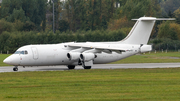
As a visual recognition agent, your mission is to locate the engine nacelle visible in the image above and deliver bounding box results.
[80,53,95,62]
[67,52,80,61]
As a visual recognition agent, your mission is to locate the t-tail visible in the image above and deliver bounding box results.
[120,17,175,45]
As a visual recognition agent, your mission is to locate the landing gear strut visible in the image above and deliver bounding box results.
[13,66,18,71]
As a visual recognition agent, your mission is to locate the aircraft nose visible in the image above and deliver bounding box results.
[3,57,11,64]
[3,55,20,65]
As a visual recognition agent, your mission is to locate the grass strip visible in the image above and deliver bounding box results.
[112,52,180,64]
[0,54,11,66]
[0,68,180,101]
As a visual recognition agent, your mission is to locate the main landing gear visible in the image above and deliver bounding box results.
[82,64,91,69]
[67,59,92,70]
[67,65,91,70]
[67,65,75,69]
[13,66,18,71]
[83,66,91,69]
[82,61,91,69]
[67,62,92,70]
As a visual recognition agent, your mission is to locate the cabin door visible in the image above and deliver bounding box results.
[31,47,39,60]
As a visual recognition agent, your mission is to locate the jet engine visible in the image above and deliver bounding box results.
[67,52,80,60]
[80,53,95,62]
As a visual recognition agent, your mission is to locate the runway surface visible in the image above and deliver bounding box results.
[1,63,180,73]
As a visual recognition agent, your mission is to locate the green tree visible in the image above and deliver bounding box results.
[0,19,15,34]
[174,7,180,24]
[58,20,69,32]
[23,21,36,31]
[1,0,47,31]
[64,0,115,31]
[158,21,178,40]
[7,8,28,23]
[1,0,23,19]
[160,0,180,17]
[47,0,62,32]
[117,0,162,20]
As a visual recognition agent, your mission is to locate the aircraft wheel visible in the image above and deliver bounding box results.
[67,65,75,69]
[13,67,18,71]
[84,66,91,69]
[82,62,91,69]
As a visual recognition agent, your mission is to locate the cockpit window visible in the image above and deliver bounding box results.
[14,51,21,54]
[14,50,28,55]
[20,51,25,54]
[25,51,28,54]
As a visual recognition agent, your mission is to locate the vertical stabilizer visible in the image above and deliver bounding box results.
[120,17,175,45]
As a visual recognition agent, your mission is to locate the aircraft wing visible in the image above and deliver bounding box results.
[67,43,126,53]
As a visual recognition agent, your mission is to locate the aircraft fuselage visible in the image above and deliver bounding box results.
[4,42,147,67]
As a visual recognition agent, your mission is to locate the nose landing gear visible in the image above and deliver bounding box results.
[13,66,18,71]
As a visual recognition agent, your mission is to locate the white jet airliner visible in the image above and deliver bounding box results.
[3,17,175,71]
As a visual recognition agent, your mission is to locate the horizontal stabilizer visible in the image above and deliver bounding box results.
[156,18,176,20]
[132,17,175,21]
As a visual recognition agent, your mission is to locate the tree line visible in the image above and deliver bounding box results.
[0,0,47,31]
[0,30,125,53]
[0,0,180,53]
[0,0,180,32]
[0,0,168,33]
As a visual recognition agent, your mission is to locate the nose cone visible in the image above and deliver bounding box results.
[3,55,20,65]
[3,57,11,64]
